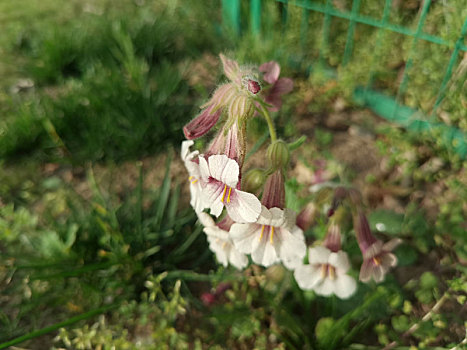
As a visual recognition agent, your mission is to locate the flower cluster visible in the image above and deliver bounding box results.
[181,54,400,301]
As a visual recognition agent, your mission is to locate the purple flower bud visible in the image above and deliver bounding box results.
[324,222,342,252]
[183,104,222,140]
[247,79,261,94]
[296,202,317,231]
[261,170,285,209]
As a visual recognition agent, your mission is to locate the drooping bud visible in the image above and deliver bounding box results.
[266,140,290,171]
[296,202,317,231]
[261,170,285,209]
[183,104,222,140]
[324,222,342,252]
[243,168,266,193]
[353,211,378,253]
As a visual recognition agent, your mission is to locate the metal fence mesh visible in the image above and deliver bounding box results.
[222,0,467,159]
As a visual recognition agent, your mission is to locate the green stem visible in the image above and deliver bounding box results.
[258,103,277,142]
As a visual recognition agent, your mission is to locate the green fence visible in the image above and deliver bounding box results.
[222,0,467,159]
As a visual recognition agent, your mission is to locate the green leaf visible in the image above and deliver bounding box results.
[368,210,403,236]
[391,315,410,332]
[395,243,418,266]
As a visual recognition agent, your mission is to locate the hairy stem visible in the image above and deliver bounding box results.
[258,103,277,143]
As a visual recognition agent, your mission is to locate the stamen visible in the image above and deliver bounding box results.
[329,266,336,280]
[259,225,265,241]
[188,176,193,181]
[227,187,232,203]
[270,226,275,244]
[321,264,327,279]
[221,185,228,202]
[373,257,380,266]
[191,179,198,184]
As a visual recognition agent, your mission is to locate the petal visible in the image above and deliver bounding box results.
[383,238,402,252]
[190,182,206,213]
[208,155,239,188]
[272,77,293,94]
[183,105,221,140]
[363,240,384,260]
[268,207,287,227]
[198,212,215,228]
[372,264,385,283]
[308,246,332,265]
[228,247,249,270]
[202,183,225,217]
[359,260,373,283]
[381,252,397,268]
[313,278,335,296]
[256,206,273,225]
[328,251,351,273]
[220,54,241,83]
[277,226,306,269]
[251,240,280,267]
[204,226,230,241]
[198,156,211,181]
[181,140,194,161]
[185,160,200,177]
[294,265,323,290]
[334,274,357,299]
[226,189,262,223]
[259,61,280,84]
[282,208,297,230]
[207,237,229,267]
[230,223,262,254]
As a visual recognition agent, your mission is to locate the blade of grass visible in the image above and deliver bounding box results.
[0,303,119,349]
[155,153,172,229]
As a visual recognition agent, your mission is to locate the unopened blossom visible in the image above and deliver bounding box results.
[181,140,205,213]
[205,120,246,167]
[198,212,248,270]
[296,202,317,231]
[230,171,306,269]
[354,212,401,283]
[259,61,293,111]
[198,154,262,223]
[294,246,356,299]
[183,55,258,140]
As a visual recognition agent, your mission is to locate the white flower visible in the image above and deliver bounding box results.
[198,212,248,270]
[230,206,306,269]
[294,246,356,299]
[198,154,261,223]
[181,140,205,213]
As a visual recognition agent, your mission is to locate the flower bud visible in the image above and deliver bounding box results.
[267,140,290,171]
[296,202,317,231]
[243,168,266,193]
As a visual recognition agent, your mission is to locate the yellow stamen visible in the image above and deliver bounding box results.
[191,179,198,184]
[221,185,228,202]
[188,176,193,181]
[270,226,275,244]
[227,187,232,203]
[321,264,327,279]
[329,266,336,280]
[259,225,265,241]
[373,257,380,266]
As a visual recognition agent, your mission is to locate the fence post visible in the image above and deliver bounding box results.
[222,0,241,36]
[250,0,262,36]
